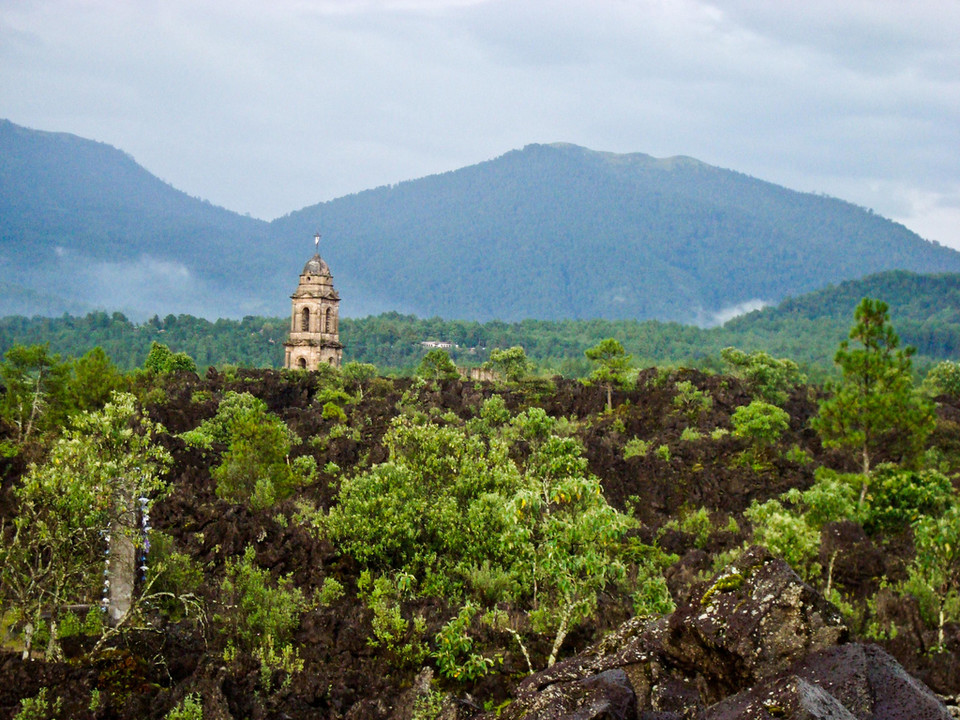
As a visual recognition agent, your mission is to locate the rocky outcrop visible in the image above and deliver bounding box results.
[494,547,952,720]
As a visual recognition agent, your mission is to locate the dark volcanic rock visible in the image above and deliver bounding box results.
[662,546,848,701]
[500,669,637,720]
[495,547,951,720]
[707,643,953,720]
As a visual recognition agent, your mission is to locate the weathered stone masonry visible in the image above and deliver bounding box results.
[283,252,343,370]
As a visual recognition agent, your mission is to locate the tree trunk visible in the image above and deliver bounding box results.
[939,607,945,650]
[107,478,137,627]
[547,605,572,668]
[858,445,871,507]
[21,622,33,661]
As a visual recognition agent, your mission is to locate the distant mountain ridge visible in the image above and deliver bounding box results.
[2,119,958,322]
[0,119,276,318]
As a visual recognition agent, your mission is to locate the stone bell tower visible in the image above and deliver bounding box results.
[284,233,343,370]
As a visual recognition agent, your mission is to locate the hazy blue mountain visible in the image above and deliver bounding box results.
[3,119,959,322]
[276,143,960,323]
[0,119,279,319]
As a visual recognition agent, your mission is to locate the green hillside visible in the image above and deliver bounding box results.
[1,271,956,379]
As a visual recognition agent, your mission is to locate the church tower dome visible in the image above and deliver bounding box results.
[284,233,343,370]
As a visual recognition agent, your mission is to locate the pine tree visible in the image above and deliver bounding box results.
[812,298,934,503]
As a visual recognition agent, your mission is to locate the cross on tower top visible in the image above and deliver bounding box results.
[314,232,321,252]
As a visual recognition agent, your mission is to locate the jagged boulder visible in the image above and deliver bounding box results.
[494,547,951,720]
[708,643,952,720]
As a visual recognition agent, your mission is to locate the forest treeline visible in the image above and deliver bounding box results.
[1,270,958,378]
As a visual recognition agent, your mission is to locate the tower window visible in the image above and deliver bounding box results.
[325,308,333,333]
[301,307,310,332]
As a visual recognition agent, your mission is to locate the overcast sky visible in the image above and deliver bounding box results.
[3,0,960,252]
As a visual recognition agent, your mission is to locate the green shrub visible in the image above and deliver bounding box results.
[623,437,649,459]
[672,380,713,422]
[781,468,859,530]
[785,444,812,465]
[165,694,203,720]
[417,349,459,382]
[680,507,712,548]
[322,401,348,422]
[319,577,345,605]
[922,360,960,399]
[862,464,955,534]
[217,546,307,686]
[732,401,790,453]
[13,688,61,720]
[680,427,702,442]
[144,342,197,375]
[184,392,315,510]
[57,611,81,639]
[744,499,821,580]
[360,573,428,667]
[721,347,805,405]
[655,444,671,462]
[433,603,498,681]
[631,573,675,617]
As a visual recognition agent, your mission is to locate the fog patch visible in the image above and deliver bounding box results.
[82,256,197,312]
[690,298,768,327]
[712,298,768,326]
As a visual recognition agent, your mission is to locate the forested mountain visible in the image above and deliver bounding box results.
[2,270,956,378]
[0,120,278,318]
[3,119,959,322]
[278,143,960,322]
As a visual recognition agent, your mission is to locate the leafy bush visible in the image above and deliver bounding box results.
[732,401,790,450]
[623,437,649,459]
[217,546,308,685]
[326,416,520,589]
[146,532,205,620]
[183,392,315,510]
[862,464,954,534]
[328,405,635,670]
[903,505,960,648]
[417,349,459,382]
[144,341,197,374]
[744,499,821,580]
[485,346,532,382]
[922,360,960,399]
[433,603,498,681]
[164,694,203,720]
[322,401,347,422]
[319,577,345,605]
[721,347,805,405]
[359,572,428,667]
[781,468,858,529]
[680,427,702,442]
[13,688,62,720]
[672,380,712,422]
